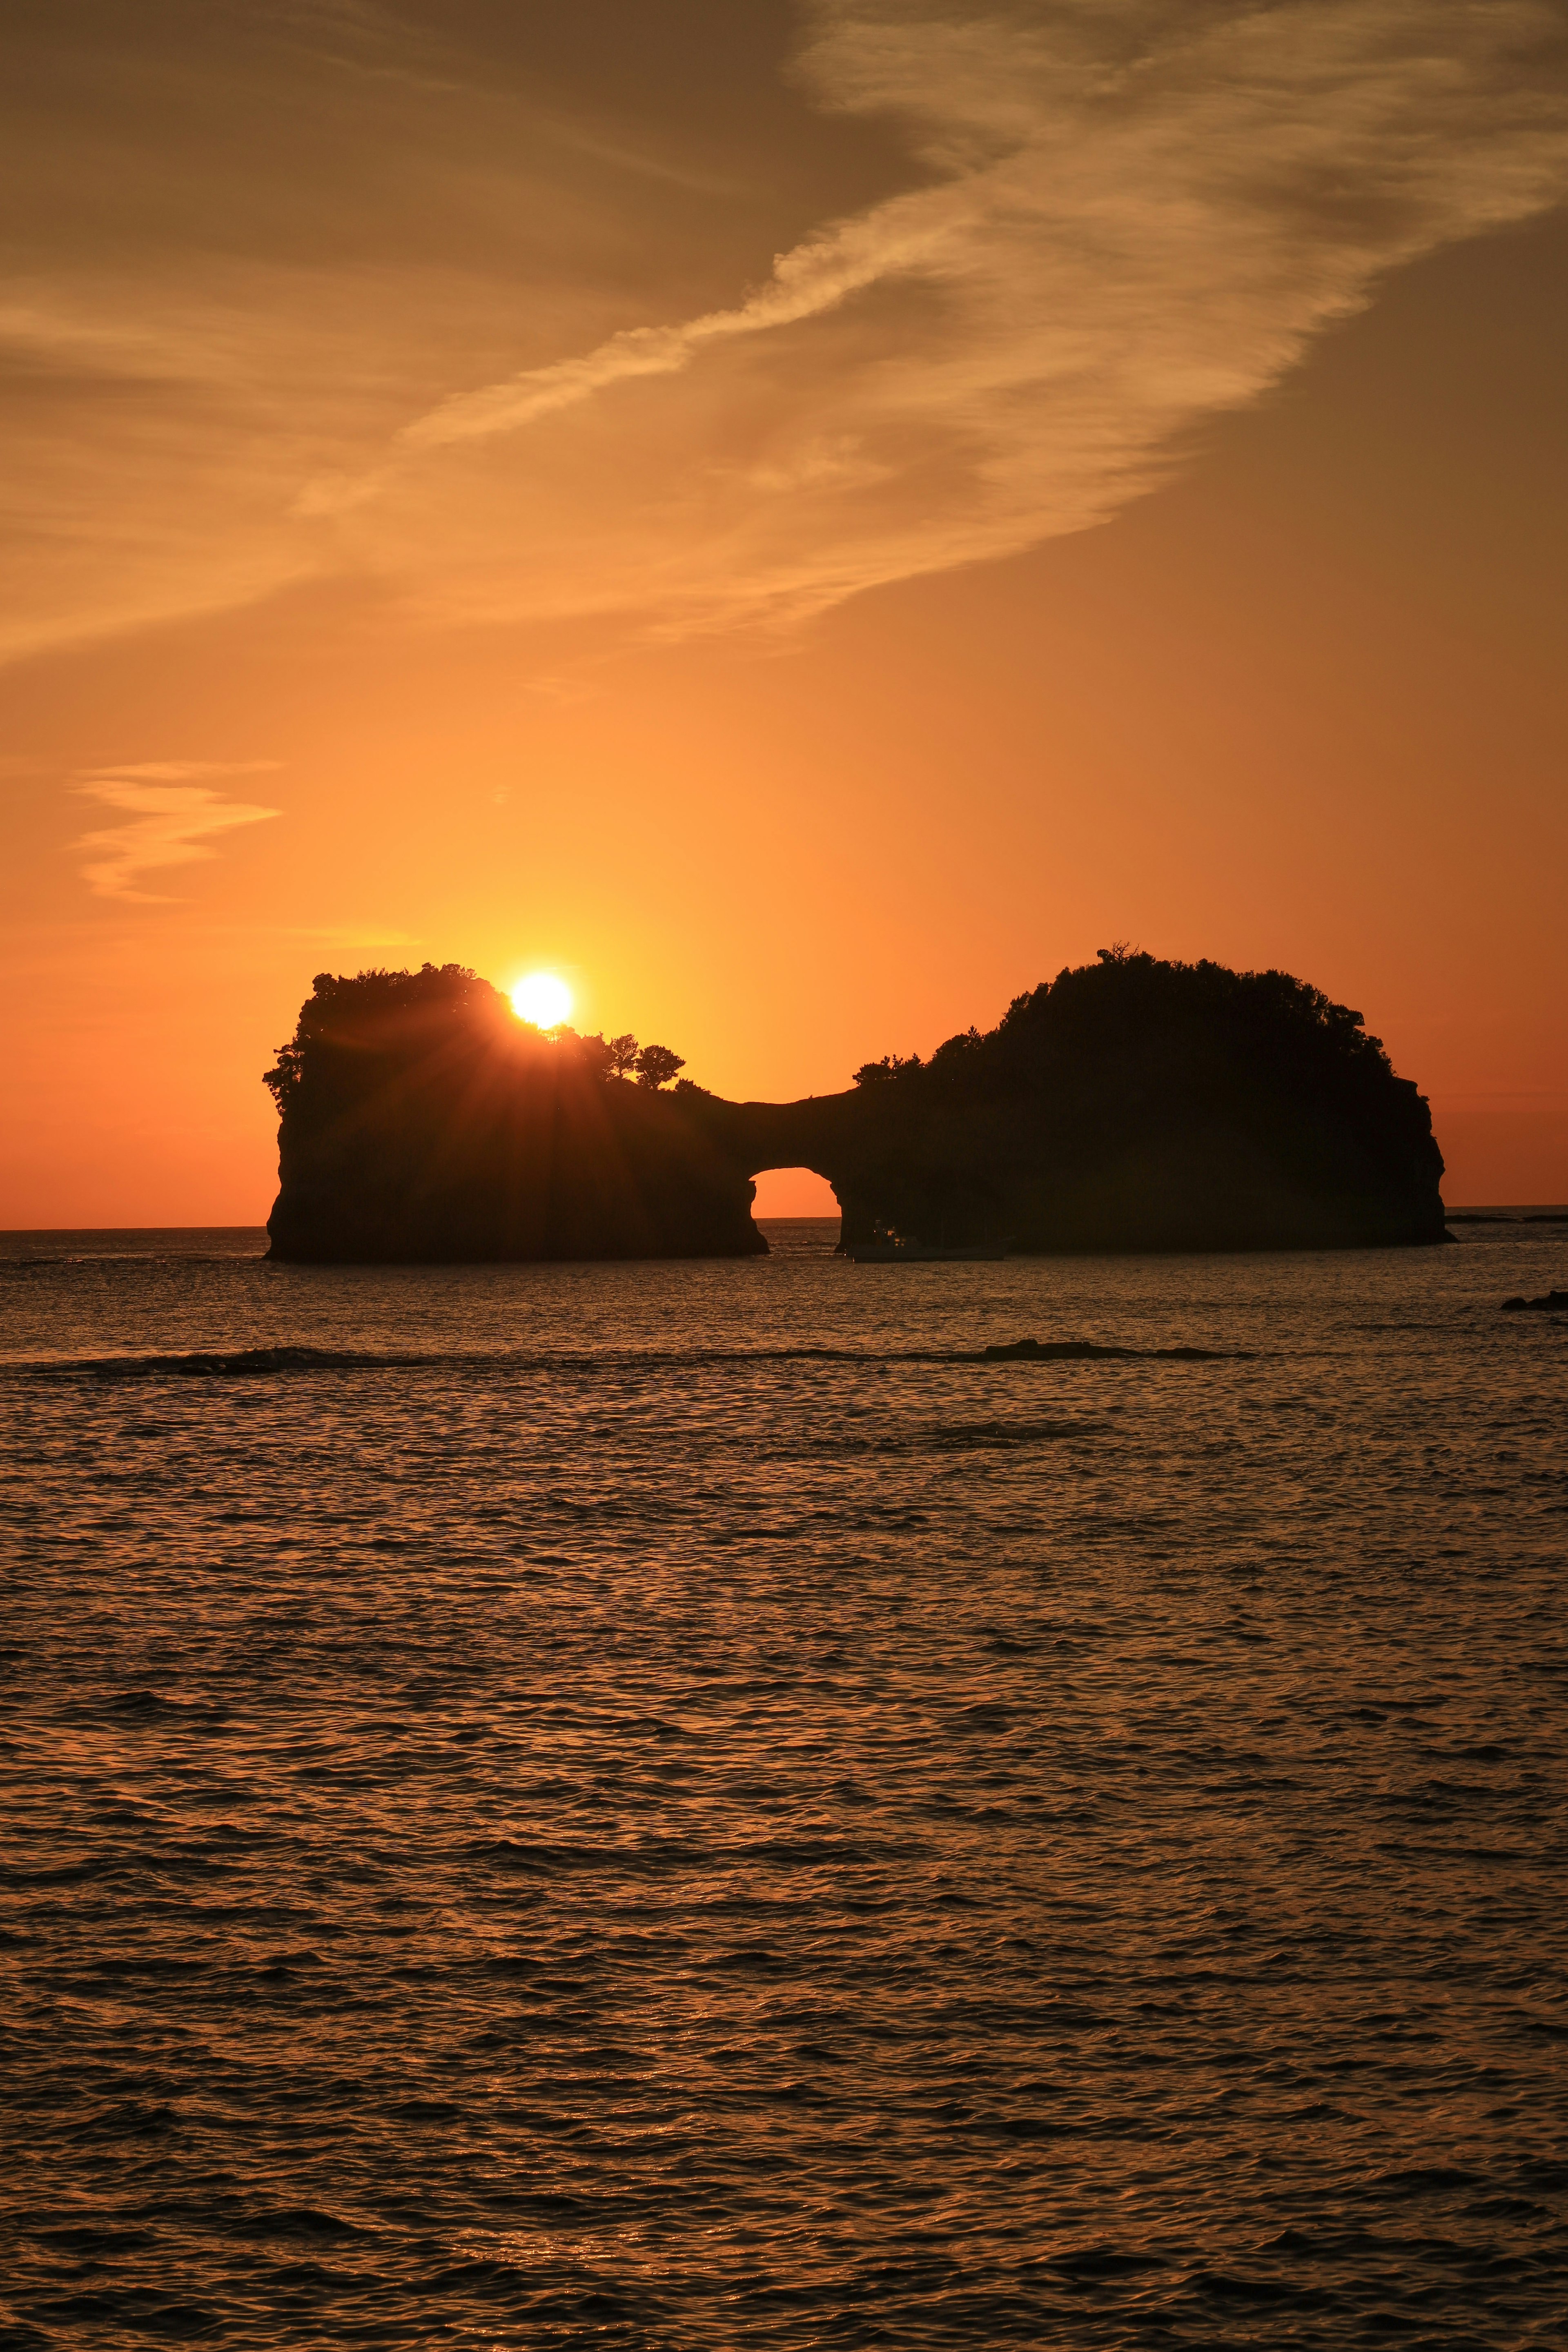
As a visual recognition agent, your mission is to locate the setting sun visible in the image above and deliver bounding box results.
[511,971,573,1030]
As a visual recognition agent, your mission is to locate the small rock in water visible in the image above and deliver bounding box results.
[1500,1289,1568,1313]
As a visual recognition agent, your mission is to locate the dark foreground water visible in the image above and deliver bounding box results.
[2,1216,1565,2350]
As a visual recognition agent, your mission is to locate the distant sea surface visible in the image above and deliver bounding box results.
[2,1216,1565,2349]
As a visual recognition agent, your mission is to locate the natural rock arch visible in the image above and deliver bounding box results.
[264,955,1448,1262]
[702,1096,867,1243]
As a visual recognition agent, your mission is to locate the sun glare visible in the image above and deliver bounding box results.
[511,971,573,1030]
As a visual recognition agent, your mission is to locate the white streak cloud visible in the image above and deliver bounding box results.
[8,2,1568,653]
[328,0,1568,631]
[399,209,956,452]
[74,764,281,902]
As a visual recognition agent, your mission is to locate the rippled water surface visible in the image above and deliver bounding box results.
[3,1218,1566,2348]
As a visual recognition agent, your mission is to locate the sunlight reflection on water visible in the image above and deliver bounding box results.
[2,1218,1565,2346]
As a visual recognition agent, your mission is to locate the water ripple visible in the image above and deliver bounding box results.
[2,1220,1564,2345]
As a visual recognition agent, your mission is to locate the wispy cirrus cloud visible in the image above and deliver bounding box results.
[396,209,950,454]
[8,2,1568,656]
[336,0,1568,630]
[74,763,281,902]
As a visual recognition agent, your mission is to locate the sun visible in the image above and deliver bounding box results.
[511,971,573,1030]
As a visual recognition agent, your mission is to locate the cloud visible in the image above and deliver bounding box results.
[399,209,948,454]
[318,0,1568,630]
[8,2,1568,655]
[74,764,281,902]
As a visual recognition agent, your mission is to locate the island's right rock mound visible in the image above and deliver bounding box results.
[820,949,1447,1251]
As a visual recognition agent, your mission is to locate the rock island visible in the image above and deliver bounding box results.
[264,949,1447,1261]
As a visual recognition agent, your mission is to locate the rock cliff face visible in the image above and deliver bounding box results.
[265,953,1448,1262]
[264,968,761,1264]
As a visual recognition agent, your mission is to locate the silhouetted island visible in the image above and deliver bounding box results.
[264,950,1447,1262]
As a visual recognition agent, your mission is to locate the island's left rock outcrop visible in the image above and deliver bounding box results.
[265,967,763,1263]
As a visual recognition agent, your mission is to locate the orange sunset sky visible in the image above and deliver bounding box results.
[4,0,1566,1225]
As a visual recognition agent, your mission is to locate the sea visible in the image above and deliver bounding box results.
[2,1214,1565,2350]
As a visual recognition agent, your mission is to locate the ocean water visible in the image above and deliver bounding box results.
[2,1215,1565,2350]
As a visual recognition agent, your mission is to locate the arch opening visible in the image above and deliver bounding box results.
[749,1165,842,1250]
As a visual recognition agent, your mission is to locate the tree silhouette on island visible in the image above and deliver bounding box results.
[264,950,1446,1262]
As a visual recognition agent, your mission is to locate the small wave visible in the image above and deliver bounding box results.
[8,1335,1246,1382]
[229,2208,370,2242]
[977,1337,1228,1361]
[0,1250,262,1270]
[869,1419,1104,1453]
